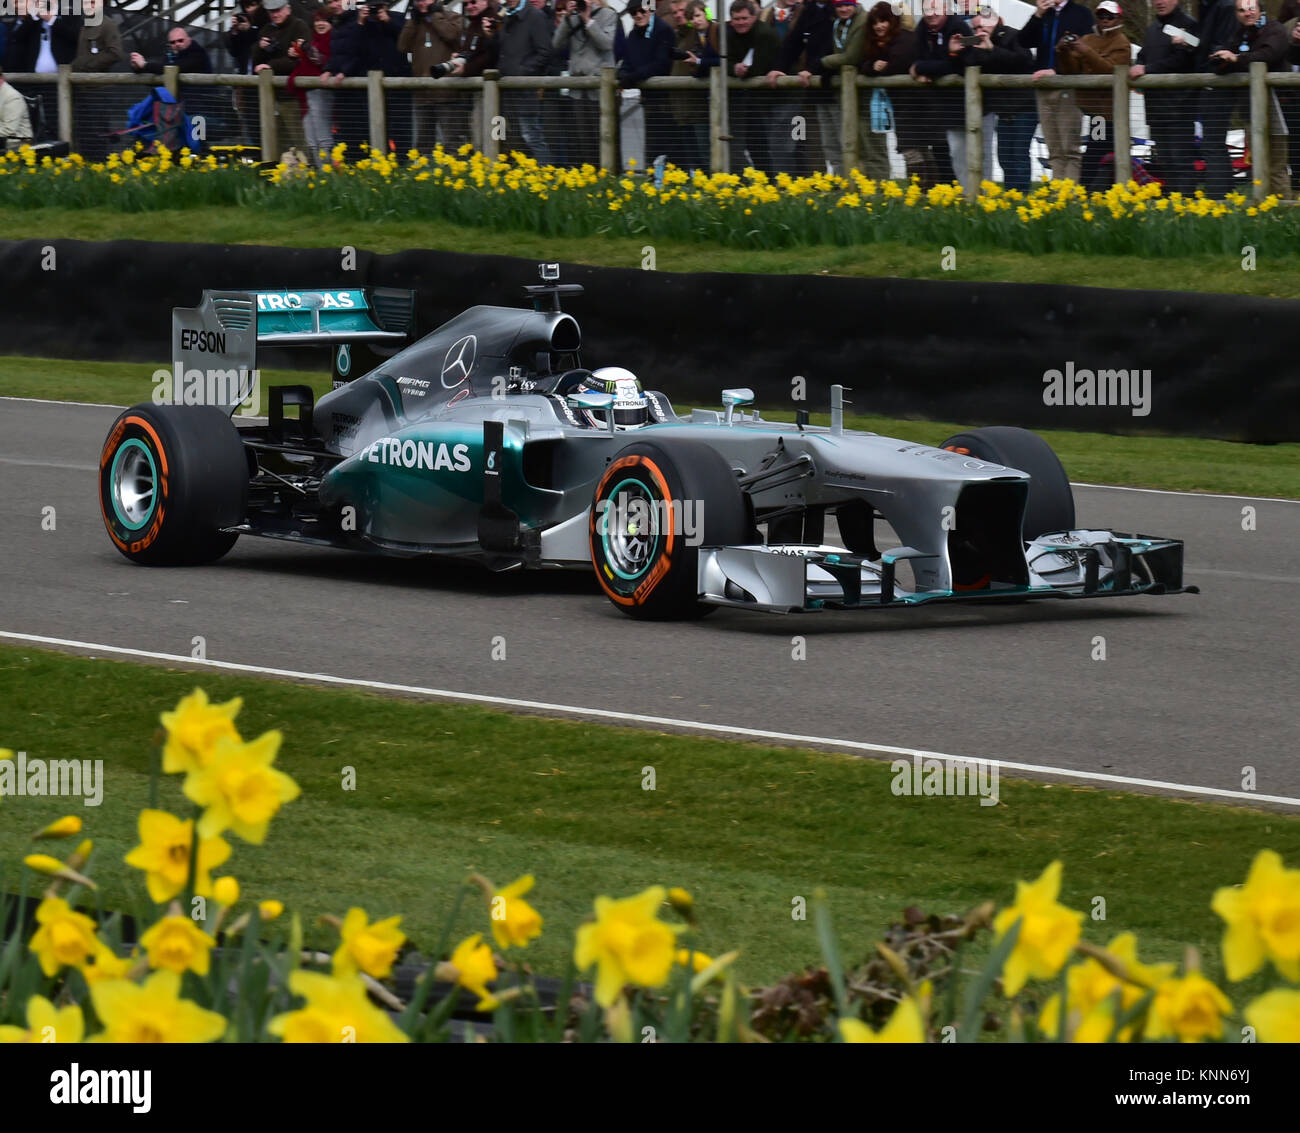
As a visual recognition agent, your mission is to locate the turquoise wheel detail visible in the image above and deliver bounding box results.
[109,438,158,531]
[599,476,661,581]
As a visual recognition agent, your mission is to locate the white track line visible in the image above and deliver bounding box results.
[1072,481,1299,505]
[0,395,126,410]
[0,457,97,471]
[2,629,1296,809]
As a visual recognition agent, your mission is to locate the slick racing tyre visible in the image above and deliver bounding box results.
[100,404,248,566]
[939,426,1075,540]
[590,440,748,620]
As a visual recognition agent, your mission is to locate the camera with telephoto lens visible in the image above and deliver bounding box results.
[430,57,460,77]
[954,34,981,47]
[1059,32,1078,45]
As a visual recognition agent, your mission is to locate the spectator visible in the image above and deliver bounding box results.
[820,1,870,175]
[1021,0,1094,183]
[963,8,1035,192]
[361,1,411,153]
[540,0,570,165]
[1129,0,1197,195]
[400,0,463,152]
[253,0,311,157]
[0,66,34,149]
[669,0,715,170]
[440,0,498,149]
[290,7,333,163]
[724,0,779,172]
[554,0,616,167]
[1195,0,1239,196]
[860,1,917,180]
[73,0,123,73]
[1056,0,1130,190]
[130,26,212,76]
[1281,0,1300,193]
[760,0,803,43]
[321,0,366,153]
[765,0,837,174]
[498,0,554,163]
[907,0,971,189]
[1209,0,1291,198]
[9,0,81,136]
[228,0,269,145]
[616,0,674,170]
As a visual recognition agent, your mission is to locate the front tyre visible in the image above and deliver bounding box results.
[99,404,248,566]
[589,440,748,620]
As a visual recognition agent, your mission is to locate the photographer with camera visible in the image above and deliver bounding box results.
[1020,0,1093,183]
[497,0,553,163]
[253,0,310,157]
[956,9,1034,192]
[400,0,463,152]
[287,7,334,164]
[130,26,212,76]
[1053,0,1129,191]
[902,0,972,188]
[553,0,615,165]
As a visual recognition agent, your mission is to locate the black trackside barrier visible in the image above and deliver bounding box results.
[0,238,1295,443]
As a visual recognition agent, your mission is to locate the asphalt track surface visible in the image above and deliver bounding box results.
[2,397,1297,806]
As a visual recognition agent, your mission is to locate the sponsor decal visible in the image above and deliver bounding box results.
[336,343,352,377]
[396,376,431,399]
[331,411,361,440]
[440,335,477,388]
[361,437,471,472]
[447,388,472,407]
[178,328,227,353]
[254,290,363,312]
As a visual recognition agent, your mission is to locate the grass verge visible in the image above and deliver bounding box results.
[0,643,1296,990]
[4,354,1297,498]
[2,207,1299,298]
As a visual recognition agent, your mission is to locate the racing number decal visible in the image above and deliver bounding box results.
[99,416,169,554]
[591,453,677,607]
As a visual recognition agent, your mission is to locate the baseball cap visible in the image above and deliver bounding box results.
[1095,1,1123,14]
[626,0,649,12]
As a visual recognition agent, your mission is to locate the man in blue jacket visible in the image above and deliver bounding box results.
[1021,0,1094,182]
[617,0,674,170]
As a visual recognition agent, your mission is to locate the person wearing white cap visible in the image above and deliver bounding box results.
[1054,0,1130,189]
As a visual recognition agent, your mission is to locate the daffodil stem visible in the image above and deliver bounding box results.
[148,740,160,811]
[182,807,200,909]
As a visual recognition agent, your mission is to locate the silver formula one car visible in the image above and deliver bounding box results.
[98,265,1196,619]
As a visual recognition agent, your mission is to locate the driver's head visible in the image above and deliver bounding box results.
[579,367,650,429]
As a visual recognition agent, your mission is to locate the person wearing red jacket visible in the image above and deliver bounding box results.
[290,8,333,164]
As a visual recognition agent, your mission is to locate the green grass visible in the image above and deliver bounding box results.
[4,354,1297,498]
[3,207,1299,298]
[0,644,1297,992]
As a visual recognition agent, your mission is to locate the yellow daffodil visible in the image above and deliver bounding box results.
[1039,933,1174,1041]
[1243,989,1300,1043]
[676,948,713,974]
[213,876,240,907]
[22,853,94,888]
[838,998,925,1043]
[259,899,285,921]
[1211,849,1300,981]
[124,809,231,902]
[0,996,85,1044]
[332,908,406,978]
[490,875,543,950]
[574,886,682,1007]
[28,896,100,976]
[33,815,82,839]
[448,933,499,1011]
[182,730,299,843]
[140,915,216,976]
[89,970,227,1043]
[79,942,135,985]
[992,861,1085,996]
[1146,972,1232,1043]
[159,688,242,774]
[667,887,694,918]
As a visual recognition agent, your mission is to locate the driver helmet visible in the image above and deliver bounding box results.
[577,366,650,430]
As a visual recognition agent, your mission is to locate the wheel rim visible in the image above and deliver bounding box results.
[600,478,660,581]
[110,439,158,531]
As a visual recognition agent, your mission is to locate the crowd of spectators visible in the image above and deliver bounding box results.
[2,0,1299,197]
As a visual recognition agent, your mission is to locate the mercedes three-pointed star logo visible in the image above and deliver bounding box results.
[440,334,477,388]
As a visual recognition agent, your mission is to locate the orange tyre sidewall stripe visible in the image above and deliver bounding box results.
[99,416,169,552]
[591,453,677,607]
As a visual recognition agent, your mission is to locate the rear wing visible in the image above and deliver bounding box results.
[168,288,416,415]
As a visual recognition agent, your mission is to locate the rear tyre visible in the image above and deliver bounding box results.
[99,404,248,566]
[589,440,748,620]
[939,426,1075,540]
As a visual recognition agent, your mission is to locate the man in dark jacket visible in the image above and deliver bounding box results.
[400,0,463,151]
[616,0,674,170]
[1021,0,1094,182]
[438,0,497,150]
[1208,0,1291,197]
[907,0,972,187]
[764,0,835,174]
[253,0,310,154]
[9,1,81,138]
[1195,0,1240,196]
[964,11,1035,191]
[1130,0,1197,194]
[727,0,779,173]
[496,0,551,163]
